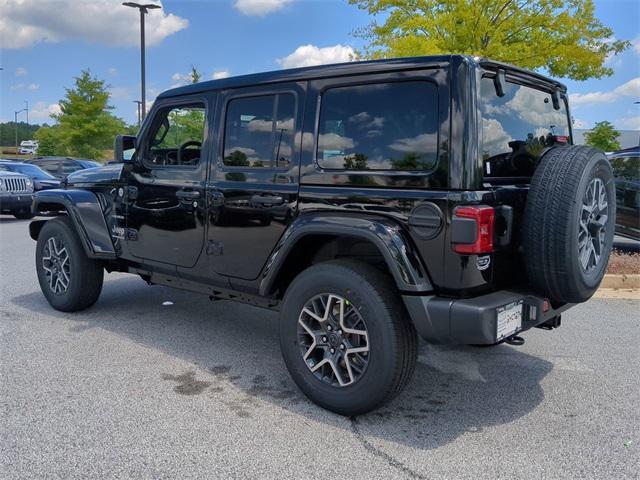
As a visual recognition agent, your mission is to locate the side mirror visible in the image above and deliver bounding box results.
[114,134,136,163]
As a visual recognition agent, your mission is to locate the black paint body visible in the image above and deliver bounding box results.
[31,55,574,343]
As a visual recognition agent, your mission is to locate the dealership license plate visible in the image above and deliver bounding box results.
[496,301,523,340]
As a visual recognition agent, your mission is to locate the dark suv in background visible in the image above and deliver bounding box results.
[608,147,639,241]
[28,55,616,415]
[25,156,101,179]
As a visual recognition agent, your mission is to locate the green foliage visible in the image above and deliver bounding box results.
[190,66,202,84]
[584,121,621,151]
[349,0,629,80]
[157,108,206,148]
[54,69,126,159]
[0,122,41,146]
[33,125,64,156]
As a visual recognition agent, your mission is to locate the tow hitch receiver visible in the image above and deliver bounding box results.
[505,335,525,346]
[536,315,562,331]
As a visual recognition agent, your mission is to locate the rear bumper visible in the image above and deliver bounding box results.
[0,194,34,212]
[403,289,574,345]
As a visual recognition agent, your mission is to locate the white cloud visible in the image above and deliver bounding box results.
[109,86,130,100]
[0,0,188,49]
[108,67,118,76]
[633,37,640,55]
[482,118,513,153]
[569,77,640,106]
[234,0,293,16]
[29,102,62,122]
[389,133,437,154]
[170,72,192,89]
[212,70,231,80]
[10,82,40,92]
[573,118,588,129]
[278,44,356,69]
[616,115,640,130]
[15,67,27,76]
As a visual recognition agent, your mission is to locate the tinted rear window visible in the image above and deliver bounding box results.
[480,77,570,173]
[317,81,439,171]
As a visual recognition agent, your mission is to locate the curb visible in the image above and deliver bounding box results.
[600,274,640,289]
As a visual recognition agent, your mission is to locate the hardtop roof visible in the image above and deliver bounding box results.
[157,54,567,99]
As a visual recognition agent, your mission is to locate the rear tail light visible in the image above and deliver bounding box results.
[452,206,495,254]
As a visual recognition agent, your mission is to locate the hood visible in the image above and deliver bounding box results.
[34,178,61,190]
[65,163,124,186]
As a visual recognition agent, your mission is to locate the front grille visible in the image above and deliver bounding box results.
[3,177,31,193]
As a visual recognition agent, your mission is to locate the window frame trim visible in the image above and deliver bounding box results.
[218,89,299,172]
[314,77,441,174]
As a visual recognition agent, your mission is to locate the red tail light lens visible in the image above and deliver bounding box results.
[452,206,495,254]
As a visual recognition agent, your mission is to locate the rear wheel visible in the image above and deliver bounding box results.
[35,216,104,312]
[279,259,417,416]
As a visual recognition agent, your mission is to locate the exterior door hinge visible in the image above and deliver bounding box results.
[206,240,224,256]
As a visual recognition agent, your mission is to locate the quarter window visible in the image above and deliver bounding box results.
[223,93,296,169]
[317,81,439,171]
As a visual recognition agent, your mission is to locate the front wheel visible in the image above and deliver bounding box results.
[35,216,104,312]
[279,260,418,416]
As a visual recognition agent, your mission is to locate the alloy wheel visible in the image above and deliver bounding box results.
[42,236,71,294]
[578,177,609,272]
[297,293,369,387]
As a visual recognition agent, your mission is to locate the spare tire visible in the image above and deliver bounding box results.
[523,145,616,304]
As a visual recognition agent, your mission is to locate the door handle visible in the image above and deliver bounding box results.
[251,195,284,206]
[176,189,201,200]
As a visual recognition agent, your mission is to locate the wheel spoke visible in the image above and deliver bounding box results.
[297,293,369,388]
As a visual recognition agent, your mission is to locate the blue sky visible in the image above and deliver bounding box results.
[1,0,639,131]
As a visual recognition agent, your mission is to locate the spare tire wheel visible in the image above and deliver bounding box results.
[523,145,616,304]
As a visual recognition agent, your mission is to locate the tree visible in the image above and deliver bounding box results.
[349,0,629,80]
[55,69,126,159]
[584,121,621,151]
[190,66,202,84]
[33,125,64,156]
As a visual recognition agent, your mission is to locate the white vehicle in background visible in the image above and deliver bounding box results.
[19,140,38,155]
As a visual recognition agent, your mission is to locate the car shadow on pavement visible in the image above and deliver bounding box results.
[11,274,553,451]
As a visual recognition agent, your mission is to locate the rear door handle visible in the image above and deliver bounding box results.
[176,189,201,200]
[251,195,283,206]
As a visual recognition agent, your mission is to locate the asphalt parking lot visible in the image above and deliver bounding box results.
[1,217,639,479]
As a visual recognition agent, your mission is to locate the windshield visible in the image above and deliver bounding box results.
[480,76,571,178]
[0,163,55,180]
[77,160,101,169]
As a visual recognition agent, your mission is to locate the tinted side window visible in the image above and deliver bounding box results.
[223,93,295,169]
[62,160,80,174]
[40,161,60,174]
[317,81,439,171]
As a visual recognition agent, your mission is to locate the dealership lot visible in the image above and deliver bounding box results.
[1,217,638,479]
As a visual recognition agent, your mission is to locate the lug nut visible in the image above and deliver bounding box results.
[322,336,327,342]
[340,344,345,350]
[330,348,335,354]
[338,329,343,335]
[327,325,332,331]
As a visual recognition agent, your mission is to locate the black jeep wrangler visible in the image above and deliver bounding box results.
[30,55,615,415]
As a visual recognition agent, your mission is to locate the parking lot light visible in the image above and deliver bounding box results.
[122,2,161,121]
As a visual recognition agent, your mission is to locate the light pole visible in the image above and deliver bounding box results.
[122,2,160,121]
[25,100,29,127]
[133,100,143,127]
[14,108,27,151]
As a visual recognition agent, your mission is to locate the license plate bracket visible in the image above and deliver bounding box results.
[496,300,523,341]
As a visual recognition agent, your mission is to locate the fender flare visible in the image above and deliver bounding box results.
[30,189,116,259]
[259,214,433,296]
